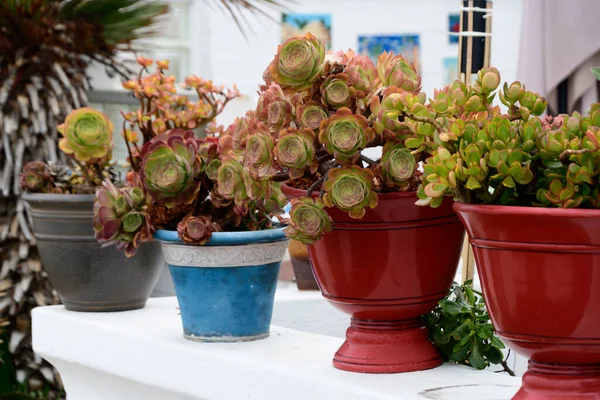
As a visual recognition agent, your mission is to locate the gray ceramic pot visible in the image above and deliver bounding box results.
[22,193,164,312]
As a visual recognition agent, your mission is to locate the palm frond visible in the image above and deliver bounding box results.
[209,0,294,36]
[59,0,169,45]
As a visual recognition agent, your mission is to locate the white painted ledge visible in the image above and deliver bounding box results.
[32,288,521,400]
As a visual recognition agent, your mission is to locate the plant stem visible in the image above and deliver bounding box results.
[500,350,516,376]
[93,164,104,183]
[500,360,516,377]
[359,154,377,166]
[271,172,290,182]
[73,159,93,187]
[317,153,334,163]
[559,148,594,161]
[402,112,442,131]
[122,120,138,172]
[307,174,327,197]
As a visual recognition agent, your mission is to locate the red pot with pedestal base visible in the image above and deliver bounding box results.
[454,203,600,400]
[282,185,465,373]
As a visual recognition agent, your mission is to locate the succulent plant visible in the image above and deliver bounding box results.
[93,177,154,257]
[319,108,374,164]
[266,33,326,90]
[345,51,377,97]
[57,107,114,163]
[20,161,53,193]
[121,59,240,170]
[285,197,333,244]
[296,102,329,131]
[377,52,421,93]
[323,166,378,219]
[139,129,202,208]
[378,142,417,188]
[257,82,294,133]
[244,128,276,179]
[274,128,317,179]
[321,74,352,110]
[217,158,249,206]
[177,215,221,245]
[237,35,600,246]
[414,68,600,210]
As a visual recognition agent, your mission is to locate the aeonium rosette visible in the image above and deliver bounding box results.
[93,175,154,257]
[139,129,202,208]
[323,165,378,219]
[216,158,248,206]
[319,107,374,163]
[266,33,326,90]
[273,128,318,179]
[58,107,114,163]
[243,125,276,179]
[177,215,221,245]
[378,142,417,188]
[218,113,253,155]
[256,82,294,133]
[286,197,333,245]
[320,74,352,110]
[20,161,54,193]
[296,102,329,131]
[345,51,378,97]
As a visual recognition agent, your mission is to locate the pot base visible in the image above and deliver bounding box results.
[332,317,442,374]
[513,361,600,400]
[184,332,270,343]
[63,299,147,312]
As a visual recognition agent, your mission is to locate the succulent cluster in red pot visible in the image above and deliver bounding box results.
[232,33,431,244]
[416,77,600,209]
[236,33,600,246]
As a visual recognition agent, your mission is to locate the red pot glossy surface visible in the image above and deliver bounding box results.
[283,185,464,373]
[454,202,600,400]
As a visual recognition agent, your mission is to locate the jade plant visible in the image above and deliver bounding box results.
[414,69,600,209]
[425,281,514,375]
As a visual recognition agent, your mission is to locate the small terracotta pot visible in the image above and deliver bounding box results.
[282,185,464,373]
[288,240,319,290]
[455,202,600,400]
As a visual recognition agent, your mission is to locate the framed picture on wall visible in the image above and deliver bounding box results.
[357,35,420,71]
[449,14,460,44]
[281,13,332,50]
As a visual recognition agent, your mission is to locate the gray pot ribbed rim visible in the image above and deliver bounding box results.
[21,192,95,202]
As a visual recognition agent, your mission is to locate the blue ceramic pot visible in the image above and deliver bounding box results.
[155,228,288,342]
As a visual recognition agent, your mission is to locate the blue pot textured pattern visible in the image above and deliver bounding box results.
[156,228,289,342]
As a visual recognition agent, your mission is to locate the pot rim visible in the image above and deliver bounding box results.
[21,192,95,202]
[453,201,600,218]
[154,226,288,246]
[281,183,417,199]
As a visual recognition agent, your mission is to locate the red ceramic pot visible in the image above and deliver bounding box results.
[454,202,600,400]
[283,185,464,373]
